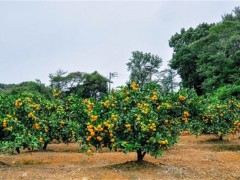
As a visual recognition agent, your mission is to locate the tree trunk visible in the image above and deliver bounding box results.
[137,149,146,162]
[219,136,223,141]
[16,147,20,154]
[43,142,49,150]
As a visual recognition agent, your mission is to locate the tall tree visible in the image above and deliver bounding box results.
[169,23,214,95]
[49,70,85,92]
[194,20,240,92]
[126,51,162,87]
[80,71,108,99]
[169,7,240,94]
[157,68,178,93]
[222,7,240,21]
[49,70,108,99]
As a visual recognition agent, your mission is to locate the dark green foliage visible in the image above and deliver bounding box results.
[126,51,162,87]
[49,70,108,99]
[49,70,85,93]
[157,68,178,94]
[169,7,240,95]
[213,85,240,100]
[80,71,109,99]
[0,81,52,99]
[222,7,240,21]
[169,23,214,95]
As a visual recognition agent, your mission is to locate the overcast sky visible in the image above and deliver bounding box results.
[0,1,239,88]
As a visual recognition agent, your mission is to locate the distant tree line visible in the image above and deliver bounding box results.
[0,71,109,100]
[1,7,240,99]
[168,7,240,97]
[126,7,240,99]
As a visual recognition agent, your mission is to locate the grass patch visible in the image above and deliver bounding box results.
[104,160,160,171]
[210,144,240,152]
[16,159,50,165]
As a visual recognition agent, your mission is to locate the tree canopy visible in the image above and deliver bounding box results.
[126,51,162,87]
[49,70,108,99]
[157,68,178,94]
[169,7,240,95]
[81,71,109,99]
[0,80,52,99]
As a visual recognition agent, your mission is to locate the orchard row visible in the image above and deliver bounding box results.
[0,82,239,161]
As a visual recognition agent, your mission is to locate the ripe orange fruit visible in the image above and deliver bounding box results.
[88,128,94,132]
[90,131,95,137]
[86,136,91,141]
[3,122,7,128]
[87,149,92,155]
[97,136,102,141]
[179,95,186,101]
[39,137,44,143]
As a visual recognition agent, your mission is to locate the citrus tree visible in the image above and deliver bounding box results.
[0,92,46,153]
[232,102,240,134]
[189,96,240,140]
[38,90,76,150]
[0,90,75,153]
[82,82,190,162]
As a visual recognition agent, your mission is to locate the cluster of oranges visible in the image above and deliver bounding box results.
[147,123,156,131]
[25,97,32,102]
[179,95,186,101]
[6,114,12,119]
[2,119,7,128]
[151,92,158,101]
[103,100,111,108]
[111,114,118,122]
[124,96,130,102]
[86,125,95,141]
[15,99,22,108]
[85,121,116,154]
[86,100,94,112]
[135,115,141,121]
[33,123,40,130]
[29,104,40,110]
[160,139,168,145]
[125,124,131,131]
[131,81,139,91]
[182,111,190,123]
[53,89,60,97]
[137,103,143,108]
[28,112,37,120]
[90,115,98,122]
[141,103,150,115]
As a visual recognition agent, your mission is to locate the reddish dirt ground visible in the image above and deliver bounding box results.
[0,134,240,179]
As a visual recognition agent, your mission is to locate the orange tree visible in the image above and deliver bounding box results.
[0,90,74,153]
[0,92,46,153]
[233,101,240,134]
[64,95,95,144]
[184,92,240,140]
[0,94,15,151]
[230,101,240,135]
[81,82,190,162]
[199,97,240,140]
[38,90,76,150]
[175,89,207,136]
[176,90,240,139]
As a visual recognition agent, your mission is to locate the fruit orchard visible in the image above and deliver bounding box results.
[0,82,239,162]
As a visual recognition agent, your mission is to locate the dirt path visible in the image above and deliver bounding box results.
[0,135,240,179]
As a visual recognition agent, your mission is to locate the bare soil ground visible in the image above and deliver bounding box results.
[0,134,240,180]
